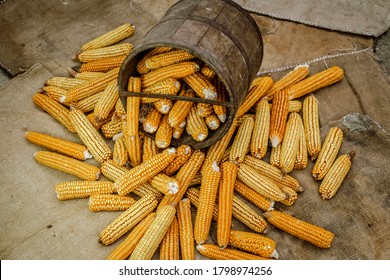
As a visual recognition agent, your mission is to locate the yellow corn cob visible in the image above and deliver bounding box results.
[143,108,162,133]
[269,90,289,147]
[200,65,216,80]
[69,109,112,163]
[287,66,344,100]
[155,114,173,149]
[113,136,128,166]
[159,215,180,260]
[72,71,105,81]
[88,194,136,212]
[234,179,274,211]
[236,76,273,117]
[101,117,123,139]
[115,148,177,196]
[78,55,126,73]
[237,163,287,201]
[99,193,158,245]
[148,173,179,195]
[183,72,217,100]
[229,230,278,259]
[145,49,195,70]
[94,80,119,121]
[250,99,270,159]
[189,173,202,187]
[78,43,133,63]
[164,144,192,176]
[278,184,298,206]
[319,152,354,199]
[136,47,173,74]
[213,80,227,123]
[33,93,75,133]
[25,131,92,161]
[263,210,334,248]
[172,122,186,139]
[158,150,205,209]
[45,77,86,91]
[64,67,119,103]
[229,115,254,164]
[294,113,308,170]
[80,23,135,52]
[287,100,302,113]
[196,244,267,260]
[72,91,104,113]
[142,136,159,162]
[270,144,281,168]
[280,112,300,174]
[177,198,195,260]
[154,99,173,114]
[34,151,100,181]
[130,204,176,260]
[197,102,213,117]
[221,146,232,163]
[303,95,321,160]
[41,86,69,104]
[54,181,114,200]
[168,88,194,128]
[312,127,343,180]
[243,155,303,192]
[141,61,199,88]
[115,99,126,119]
[106,212,156,260]
[264,64,310,100]
[186,105,208,142]
[86,111,112,130]
[217,161,237,249]
[205,113,221,131]
[236,113,254,126]
[194,161,221,244]
[133,183,164,201]
[186,187,218,221]
[141,78,181,103]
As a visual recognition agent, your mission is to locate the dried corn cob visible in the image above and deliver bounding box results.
[189,173,202,187]
[80,23,135,52]
[287,66,344,100]
[88,194,136,212]
[236,76,273,117]
[77,43,133,63]
[106,212,156,260]
[287,100,302,113]
[99,193,158,245]
[45,77,86,91]
[319,152,354,199]
[280,112,300,174]
[136,47,173,74]
[141,61,199,88]
[94,80,119,121]
[183,72,217,100]
[142,136,159,162]
[33,93,75,133]
[264,64,310,100]
[148,173,179,195]
[186,105,208,142]
[270,144,281,168]
[143,108,162,133]
[114,148,177,196]
[130,204,176,260]
[141,78,181,103]
[200,65,216,80]
[41,86,69,104]
[72,71,105,81]
[101,117,123,139]
[194,161,221,244]
[213,80,227,123]
[155,114,173,149]
[86,112,112,130]
[115,99,126,119]
[34,151,100,181]
[177,198,195,260]
[294,113,308,170]
[205,113,221,131]
[158,150,205,209]
[263,210,334,248]
[168,88,194,127]
[172,122,186,139]
[159,215,180,260]
[237,163,287,201]
[64,67,119,103]
[25,131,92,161]
[69,109,112,163]
[154,98,173,114]
[186,187,218,221]
[197,102,213,117]
[72,91,104,113]
[250,99,270,159]
[279,184,298,206]
[164,144,192,176]
[312,127,343,180]
[303,95,321,160]
[196,244,267,260]
[234,179,274,211]
[144,49,195,70]
[269,90,289,147]
[217,161,237,249]
[229,230,278,259]
[229,115,254,164]
[113,136,128,166]
[55,181,114,200]
[78,55,126,73]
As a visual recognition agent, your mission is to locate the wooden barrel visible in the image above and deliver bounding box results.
[118,0,263,149]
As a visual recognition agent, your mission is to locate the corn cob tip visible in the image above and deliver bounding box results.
[67,67,78,77]
[112,132,123,141]
[270,249,279,259]
[197,133,207,141]
[59,96,67,104]
[310,155,319,161]
[144,123,157,133]
[296,185,304,193]
[294,64,309,70]
[218,114,227,123]
[183,146,191,154]
[71,65,81,72]
[196,244,205,251]
[167,147,176,155]
[270,136,281,148]
[181,198,189,203]
[83,150,93,160]
[348,150,356,161]
[203,88,217,100]
[268,200,275,211]
[168,181,179,194]
[262,211,272,219]
[211,161,220,172]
